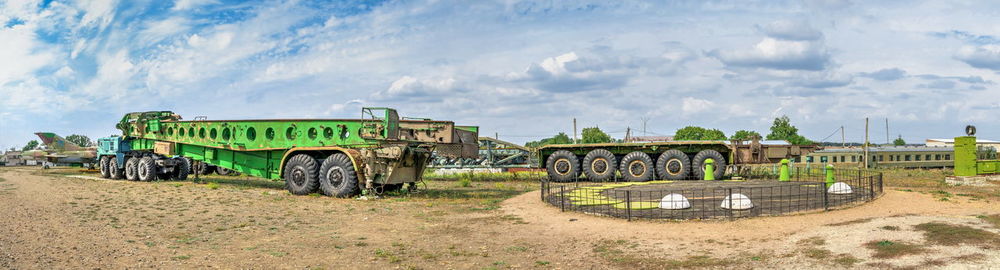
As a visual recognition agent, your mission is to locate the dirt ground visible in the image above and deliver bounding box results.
[1,167,999,269]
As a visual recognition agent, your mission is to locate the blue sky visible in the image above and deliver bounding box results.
[2,0,1000,149]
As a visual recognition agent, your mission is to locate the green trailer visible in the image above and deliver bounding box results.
[96,108,478,196]
[538,140,817,182]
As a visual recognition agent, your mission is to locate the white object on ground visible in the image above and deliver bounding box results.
[828,182,853,194]
[720,193,753,210]
[659,193,691,209]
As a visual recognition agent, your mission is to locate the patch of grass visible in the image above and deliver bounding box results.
[977,214,1000,229]
[797,237,826,246]
[914,222,1000,247]
[880,225,900,231]
[172,183,183,187]
[456,177,472,188]
[171,255,191,260]
[269,251,288,257]
[534,261,550,266]
[826,218,874,226]
[802,248,831,259]
[0,177,6,182]
[864,240,927,259]
[506,246,528,252]
[832,254,861,267]
[592,239,733,268]
[205,182,220,189]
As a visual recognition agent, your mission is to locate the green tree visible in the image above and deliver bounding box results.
[765,116,814,145]
[525,132,573,148]
[581,127,612,144]
[674,126,727,140]
[66,134,94,147]
[22,140,39,151]
[893,136,906,146]
[730,130,762,141]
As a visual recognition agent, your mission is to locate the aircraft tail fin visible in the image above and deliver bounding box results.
[34,132,84,151]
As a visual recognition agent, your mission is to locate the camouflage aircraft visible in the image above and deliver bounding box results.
[22,132,98,168]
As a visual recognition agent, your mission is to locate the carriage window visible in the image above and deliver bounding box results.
[935,154,941,160]
[890,155,894,161]
[945,154,951,160]
[879,155,884,161]
[925,154,931,160]
[905,155,911,161]
[806,156,814,162]
[821,156,828,162]
[915,155,921,161]
[851,156,857,162]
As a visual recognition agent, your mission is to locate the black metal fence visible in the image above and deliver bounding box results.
[541,165,883,220]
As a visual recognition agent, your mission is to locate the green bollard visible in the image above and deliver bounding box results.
[704,159,715,180]
[779,159,790,182]
[825,164,835,185]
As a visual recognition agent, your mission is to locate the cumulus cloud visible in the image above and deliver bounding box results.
[756,20,823,41]
[859,68,907,81]
[710,38,830,71]
[955,45,1000,70]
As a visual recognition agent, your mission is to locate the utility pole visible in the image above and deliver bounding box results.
[864,118,870,168]
[885,118,890,145]
[841,126,845,147]
[573,118,578,144]
[640,117,650,136]
[625,127,631,143]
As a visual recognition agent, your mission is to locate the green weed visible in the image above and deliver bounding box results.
[864,240,926,258]
[914,222,1000,247]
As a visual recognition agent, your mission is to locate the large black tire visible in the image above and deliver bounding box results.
[582,149,617,182]
[99,156,111,178]
[318,153,359,197]
[545,150,580,182]
[195,162,215,175]
[174,157,190,181]
[656,150,692,180]
[216,167,233,176]
[692,150,726,180]
[137,156,157,182]
[125,157,140,181]
[620,152,654,182]
[108,157,124,180]
[284,154,319,195]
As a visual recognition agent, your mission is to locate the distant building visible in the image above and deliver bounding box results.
[926,138,1000,150]
[2,151,25,166]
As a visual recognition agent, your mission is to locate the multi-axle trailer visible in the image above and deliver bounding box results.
[538,140,817,182]
[96,108,478,196]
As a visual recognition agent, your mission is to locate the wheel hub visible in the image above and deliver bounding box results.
[327,167,345,188]
[291,168,306,186]
[592,159,608,174]
[667,159,682,175]
[629,160,645,177]
[554,159,571,175]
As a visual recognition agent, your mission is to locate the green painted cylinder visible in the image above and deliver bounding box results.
[704,159,715,181]
[825,164,835,185]
[779,159,790,182]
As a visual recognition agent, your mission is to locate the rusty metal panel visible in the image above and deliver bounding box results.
[153,141,175,156]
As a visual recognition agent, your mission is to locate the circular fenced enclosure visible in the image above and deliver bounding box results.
[540,165,884,220]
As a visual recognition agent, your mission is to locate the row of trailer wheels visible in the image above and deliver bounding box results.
[98,155,190,182]
[545,149,727,182]
[280,153,404,197]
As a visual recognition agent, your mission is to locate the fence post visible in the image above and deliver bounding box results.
[822,182,829,211]
[779,159,790,181]
[796,167,801,181]
[825,164,835,186]
[868,176,874,201]
[727,188,734,221]
[540,181,545,201]
[704,159,715,180]
[626,190,632,221]
[879,173,884,194]
[559,186,565,212]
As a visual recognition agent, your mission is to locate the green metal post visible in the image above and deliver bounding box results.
[779,159,790,182]
[825,164,835,186]
[704,159,715,181]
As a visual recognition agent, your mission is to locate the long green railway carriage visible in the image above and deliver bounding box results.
[96,108,478,197]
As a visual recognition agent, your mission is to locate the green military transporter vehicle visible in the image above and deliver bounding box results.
[96,108,478,197]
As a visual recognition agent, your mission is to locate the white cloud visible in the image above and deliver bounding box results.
[711,37,830,71]
[171,0,219,11]
[955,45,1000,70]
[681,97,715,115]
